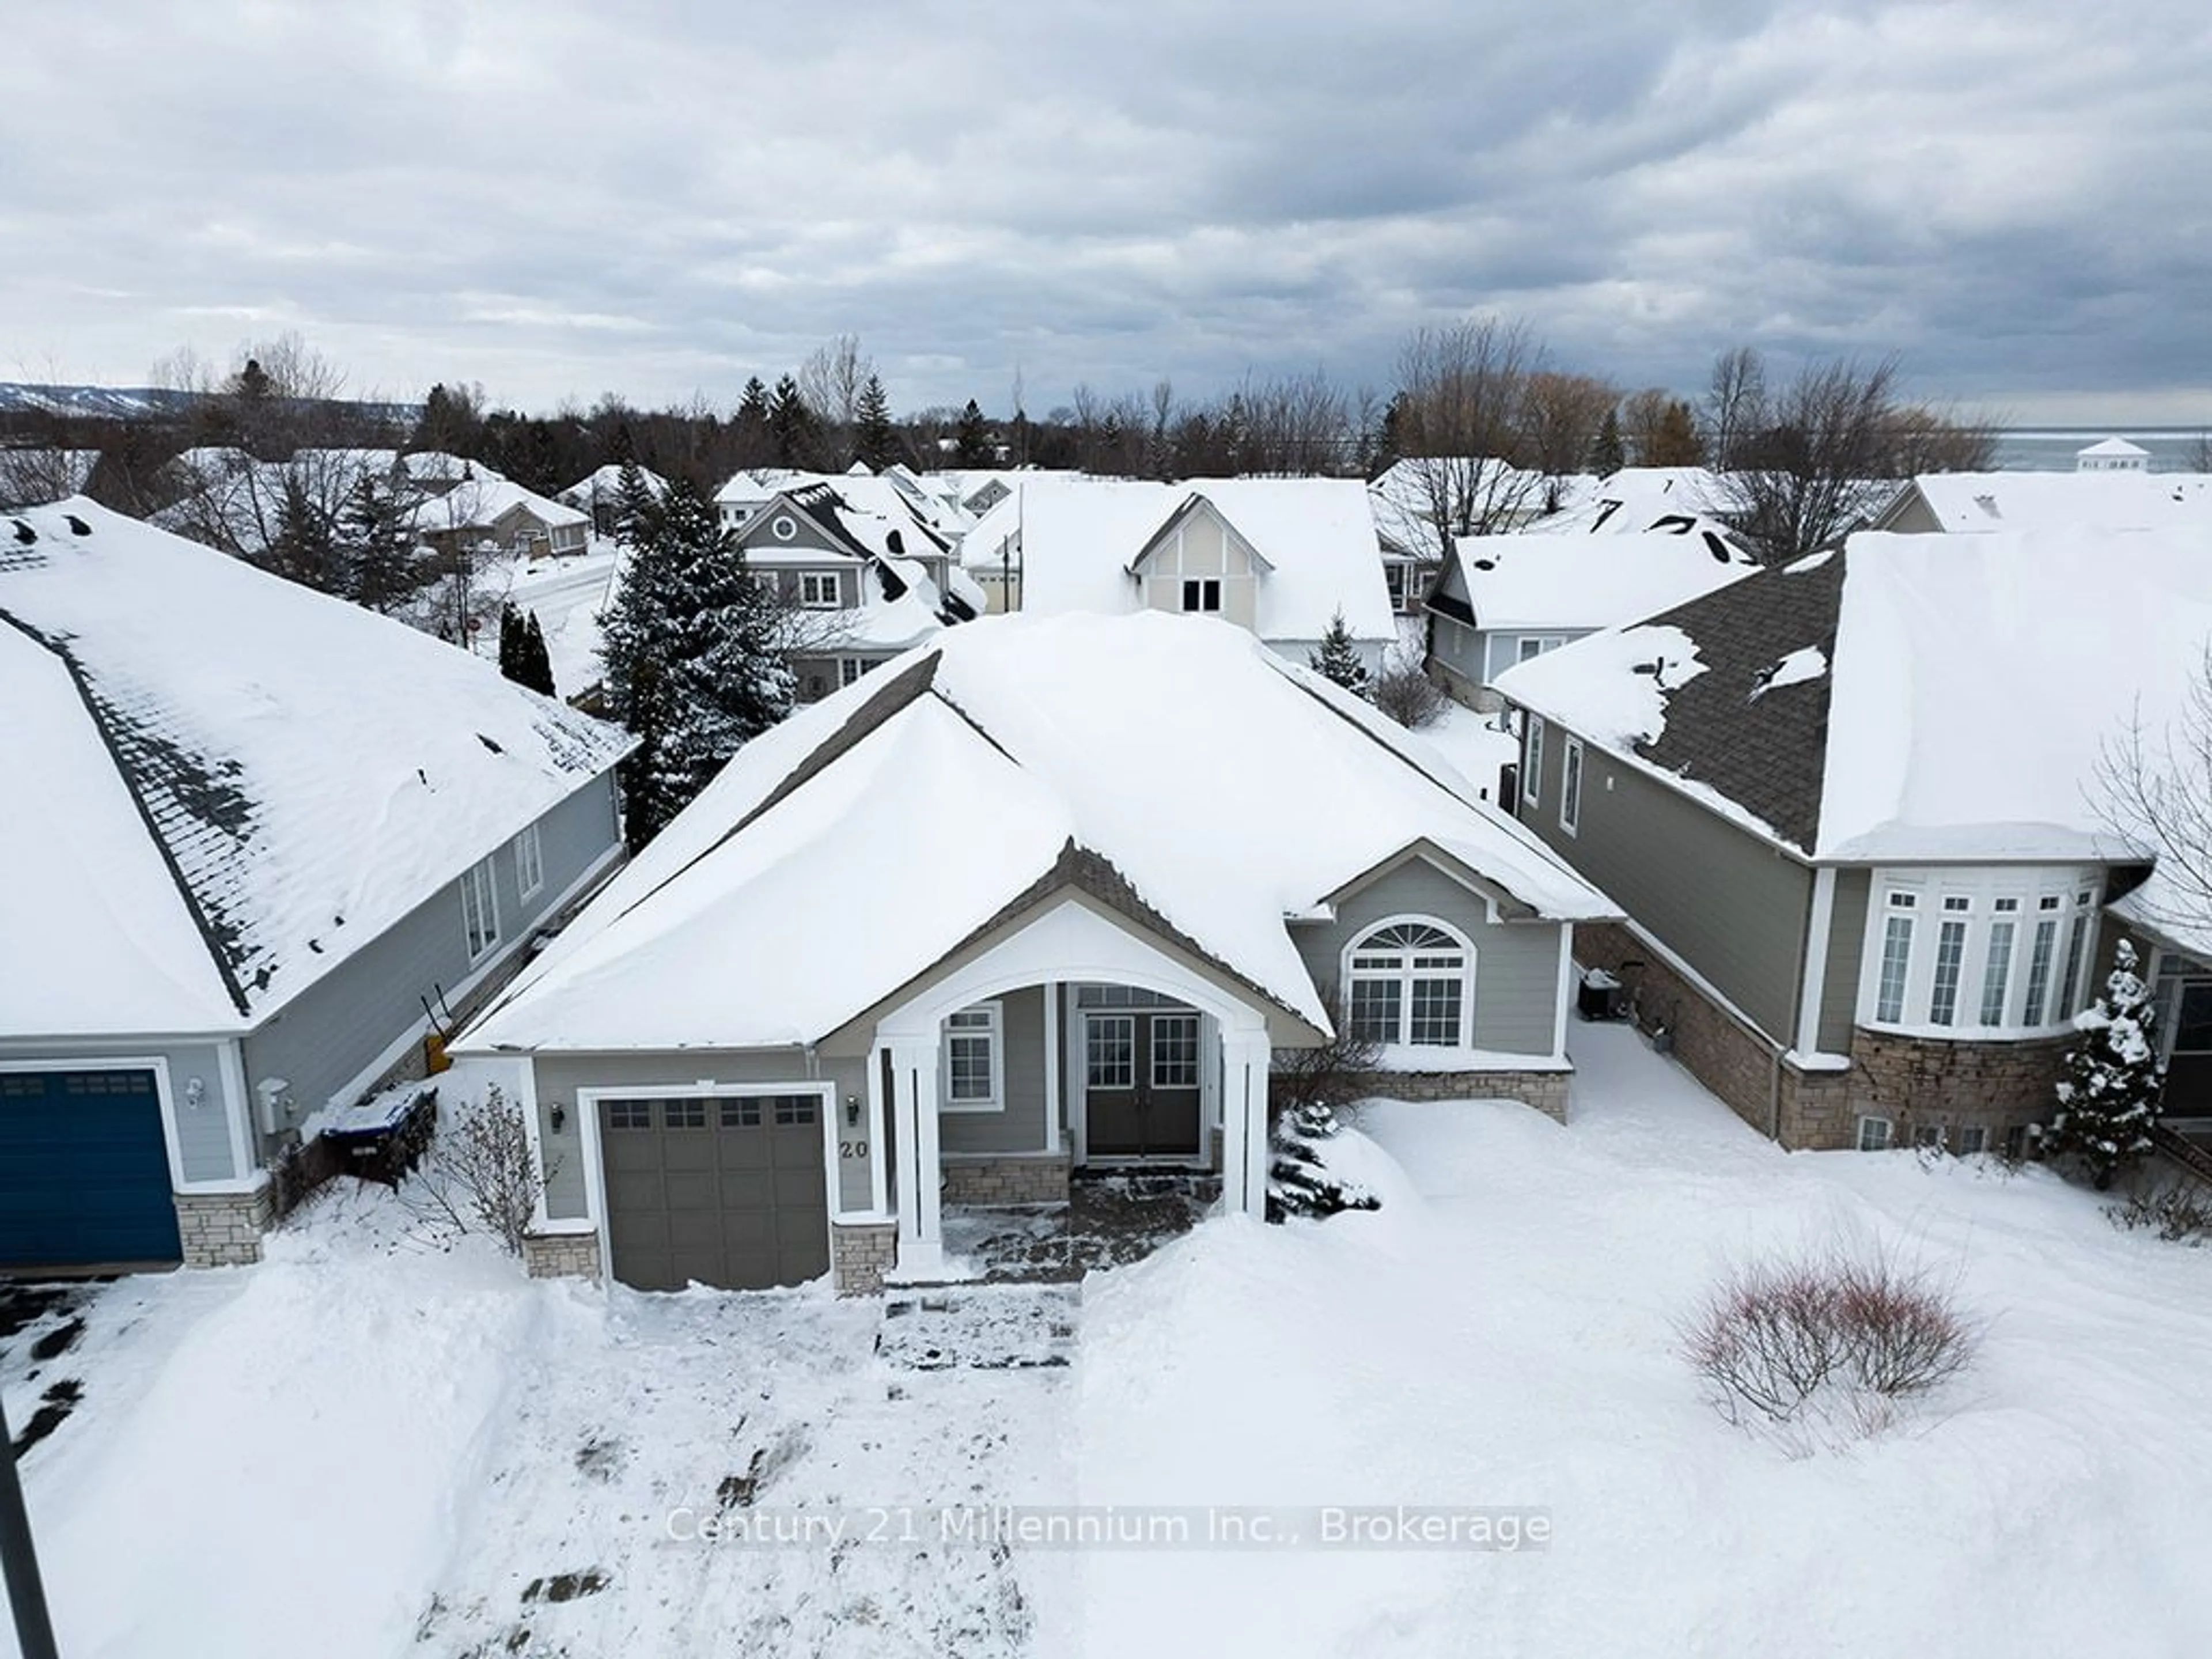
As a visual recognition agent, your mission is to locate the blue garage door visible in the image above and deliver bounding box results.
[0,1070,183,1267]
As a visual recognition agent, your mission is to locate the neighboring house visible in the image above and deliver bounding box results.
[1870,469,2212,534]
[1426,525,1758,709]
[956,488,1024,614]
[713,467,840,531]
[1369,459,1572,612]
[1521,467,1729,539]
[1014,478,1398,671]
[413,478,591,561]
[559,464,668,537]
[0,501,634,1271]
[453,611,1616,1295]
[1492,528,2212,1157]
[725,478,982,700]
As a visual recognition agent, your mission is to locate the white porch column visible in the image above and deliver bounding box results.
[1218,1024,1274,1219]
[1044,980,1062,1155]
[889,1035,943,1272]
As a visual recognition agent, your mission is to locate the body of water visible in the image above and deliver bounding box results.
[1992,427,2206,472]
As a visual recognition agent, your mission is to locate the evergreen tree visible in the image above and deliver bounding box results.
[768,374,821,468]
[954,399,994,467]
[855,374,898,469]
[497,600,524,681]
[518,609,556,696]
[613,456,660,549]
[598,476,793,849]
[342,469,419,612]
[1308,608,1370,698]
[1589,407,1626,476]
[2047,938,2164,1189]
[268,474,343,594]
[1647,399,1707,467]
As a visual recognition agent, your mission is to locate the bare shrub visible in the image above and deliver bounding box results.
[1372,662,1449,730]
[2107,1180,2212,1244]
[404,1084,554,1256]
[1682,1245,1978,1444]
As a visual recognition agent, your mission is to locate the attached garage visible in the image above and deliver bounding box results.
[596,1089,831,1291]
[0,1068,181,1269]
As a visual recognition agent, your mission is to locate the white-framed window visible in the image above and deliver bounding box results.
[1181,578,1222,613]
[513,821,544,900]
[798,571,840,608]
[1913,1123,1945,1151]
[1856,1115,1894,1151]
[1344,918,1472,1048]
[460,856,499,961]
[1151,1014,1200,1088]
[1860,868,2100,1033]
[772,514,798,541]
[839,658,865,688]
[942,1002,1004,1112]
[1956,1125,1988,1155]
[1086,1014,1135,1089]
[1523,715,1544,810]
[1559,738,1584,835]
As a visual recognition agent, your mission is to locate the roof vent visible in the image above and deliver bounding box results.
[1651,514,1696,535]
[64,514,91,536]
[1702,531,1736,563]
[10,520,32,544]
[1471,557,1497,571]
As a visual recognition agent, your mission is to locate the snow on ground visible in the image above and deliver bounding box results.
[1415,699,1522,805]
[10,1028,2212,1656]
[472,541,622,700]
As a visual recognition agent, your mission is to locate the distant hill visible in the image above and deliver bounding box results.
[0,381,419,425]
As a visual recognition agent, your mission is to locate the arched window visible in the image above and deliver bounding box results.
[1344,919,1473,1048]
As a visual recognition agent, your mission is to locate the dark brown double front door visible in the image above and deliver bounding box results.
[1084,1010,1203,1159]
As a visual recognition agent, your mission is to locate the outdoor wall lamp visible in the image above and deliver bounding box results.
[184,1077,206,1110]
[549,1101,568,1135]
[844,1094,861,1128]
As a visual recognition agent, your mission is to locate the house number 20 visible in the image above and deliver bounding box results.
[839,1140,869,1160]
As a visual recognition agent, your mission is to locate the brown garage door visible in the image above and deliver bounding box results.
[599,1093,830,1291]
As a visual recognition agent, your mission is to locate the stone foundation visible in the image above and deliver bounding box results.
[175,1185,276,1267]
[1338,1068,1571,1123]
[941,1153,1072,1206]
[521,1230,603,1280]
[1576,919,2075,1152]
[832,1222,899,1296]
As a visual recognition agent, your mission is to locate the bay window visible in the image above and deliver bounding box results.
[1859,868,2101,1033]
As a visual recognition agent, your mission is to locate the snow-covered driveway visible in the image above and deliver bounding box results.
[11,1025,2212,1657]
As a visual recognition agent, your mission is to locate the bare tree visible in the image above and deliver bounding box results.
[1708,354,1906,563]
[797,334,873,467]
[2094,647,2212,944]
[1236,368,1353,476]
[1389,317,1547,557]
[1522,371,1619,504]
[1702,345,1767,470]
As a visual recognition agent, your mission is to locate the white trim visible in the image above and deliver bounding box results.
[1853,865,2102,1037]
[938,999,1006,1113]
[1043,981,1062,1154]
[1339,914,1476,1051]
[866,1045,890,1214]
[0,1054,190,1198]
[1855,1113,1895,1152]
[513,821,545,901]
[1523,714,1545,810]
[1551,922,1575,1060]
[460,854,501,963]
[1795,866,1838,1054]
[1559,736,1584,836]
[217,1037,255,1181]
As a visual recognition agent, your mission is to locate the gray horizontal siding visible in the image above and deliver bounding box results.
[1819,868,1871,1052]
[1518,726,1811,1041]
[940,986,1051,1154]
[1292,855,1564,1056]
[533,1047,872,1219]
[242,772,621,1161]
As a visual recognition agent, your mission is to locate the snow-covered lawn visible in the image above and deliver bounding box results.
[10,1026,2212,1656]
[1416,698,1521,805]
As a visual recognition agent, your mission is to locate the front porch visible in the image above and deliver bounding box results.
[937,1170,1223,1285]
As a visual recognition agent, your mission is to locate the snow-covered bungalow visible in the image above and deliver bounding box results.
[412,476,590,561]
[0,501,633,1271]
[1870,468,2212,535]
[721,477,984,700]
[1013,477,1398,671]
[454,612,1616,1294]
[558,463,668,538]
[1425,525,1758,709]
[1493,528,2212,1157]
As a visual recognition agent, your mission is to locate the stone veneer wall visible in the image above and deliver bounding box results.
[941,1153,1071,1206]
[175,1186,276,1267]
[521,1230,602,1280]
[1576,919,2076,1152]
[831,1222,899,1296]
[1337,1069,1571,1123]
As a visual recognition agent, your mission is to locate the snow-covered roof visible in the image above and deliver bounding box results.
[714,468,833,507]
[558,464,667,507]
[957,490,1022,571]
[0,500,634,1037]
[1524,467,1729,537]
[2080,437,2151,459]
[1876,471,2212,533]
[461,612,1615,1052]
[1367,457,1554,556]
[1438,527,1758,632]
[410,477,588,535]
[1496,527,2212,865]
[1016,478,1396,644]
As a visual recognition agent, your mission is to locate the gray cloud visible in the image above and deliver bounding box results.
[2,0,2207,421]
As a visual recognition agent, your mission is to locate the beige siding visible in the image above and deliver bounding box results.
[1518,728,1813,1041]
[1139,505,1260,630]
[1291,855,1565,1055]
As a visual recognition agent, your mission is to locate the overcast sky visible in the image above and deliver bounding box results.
[4,0,2208,423]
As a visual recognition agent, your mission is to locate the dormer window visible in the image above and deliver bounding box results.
[1181,578,1222,613]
